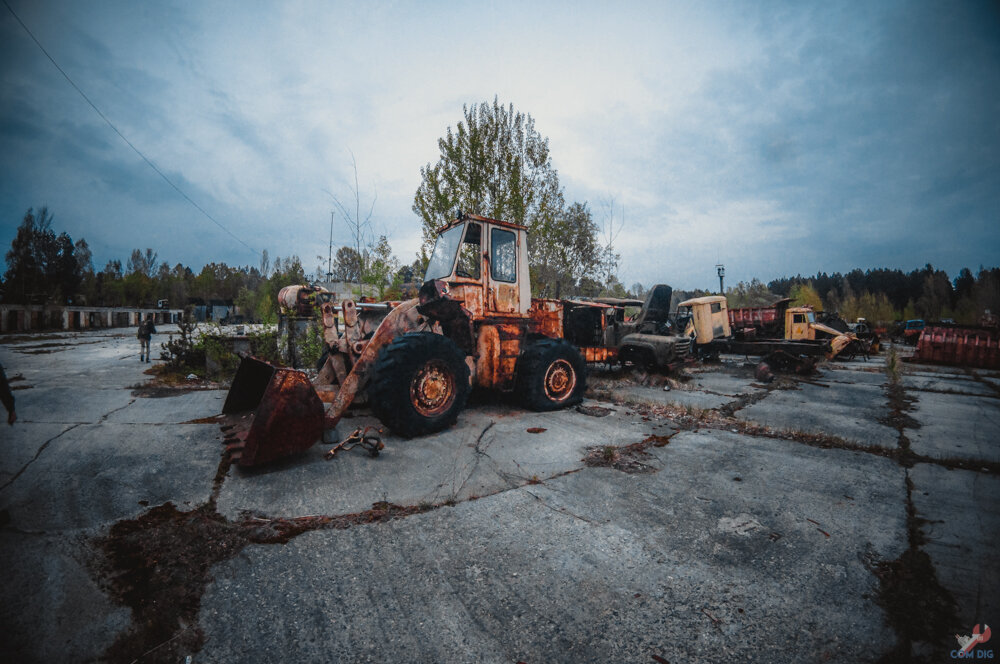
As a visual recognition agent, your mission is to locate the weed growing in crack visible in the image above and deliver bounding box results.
[885,346,902,385]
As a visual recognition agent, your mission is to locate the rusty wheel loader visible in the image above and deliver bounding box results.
[223,213,588,466]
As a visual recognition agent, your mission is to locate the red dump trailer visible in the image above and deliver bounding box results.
[914,325,1000,369]
[727,299,791,338]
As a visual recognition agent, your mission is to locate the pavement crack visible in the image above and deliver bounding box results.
[964,367,1000,397]
[0,423,82,493]
[521,488,600,524]
[99,398,137,422]
[452,420,496,501]
[865,470,960,662]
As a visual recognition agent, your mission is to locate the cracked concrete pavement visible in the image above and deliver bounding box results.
[1,328,998,663]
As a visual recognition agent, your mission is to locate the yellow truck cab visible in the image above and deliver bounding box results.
[679,295,730,344]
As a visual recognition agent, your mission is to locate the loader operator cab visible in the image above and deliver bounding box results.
[424,214,531,316]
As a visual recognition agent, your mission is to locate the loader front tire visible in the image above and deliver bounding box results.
[369,332,470,437]
[517,338,587,411]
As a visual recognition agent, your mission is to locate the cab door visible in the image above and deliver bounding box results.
[487,226,519,314]
[788,312,809,339]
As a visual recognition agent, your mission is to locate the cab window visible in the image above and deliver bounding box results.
[793,313,807,324]
[710,302,722,313]
[491,228,517,282]
[455,223,481,279]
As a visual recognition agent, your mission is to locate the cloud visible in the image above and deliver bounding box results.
[1,0,997,293]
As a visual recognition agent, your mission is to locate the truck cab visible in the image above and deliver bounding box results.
[424,214,532,317]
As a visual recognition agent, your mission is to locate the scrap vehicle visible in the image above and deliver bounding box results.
[902,319,925,345]
[677,295,865,370]
[912,311,1000,369]
[224,213,610,467]
[726,298,868,359]
[850,318,881,353]
[561,284,693,371]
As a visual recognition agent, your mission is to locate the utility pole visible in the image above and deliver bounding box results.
[326,212,334,282]
[716,264,725,294]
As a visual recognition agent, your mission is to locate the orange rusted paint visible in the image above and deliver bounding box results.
[580,346,618,363]
[475,324,500,388]
[528,298,563,339]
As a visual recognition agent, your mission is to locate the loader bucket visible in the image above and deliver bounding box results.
[222,356,325,467]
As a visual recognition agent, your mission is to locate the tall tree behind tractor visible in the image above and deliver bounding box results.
[224,213,607,467]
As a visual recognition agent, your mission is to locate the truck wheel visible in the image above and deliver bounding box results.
[517,338,587,411]
[369,332,470,437]
[621,345,656,371]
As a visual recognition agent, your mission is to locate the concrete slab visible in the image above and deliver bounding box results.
[907,392,1000,463]
[736,382,898,449]
[821,367,888,387]
[0,532,130,663]
[216,402,662,520]
[10,386,138,425]
[903,373,997,397]
[0,422,75,486]
[0,423,222,531]
[602,384,734,411]
[910,463,1000,627]
[104,390,226,424]
[686,370,764,397]
[198,430,907,663]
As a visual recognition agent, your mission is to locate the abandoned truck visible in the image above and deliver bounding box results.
[678,295,866,365]
[566,284,693,371]
[224,213,656,466]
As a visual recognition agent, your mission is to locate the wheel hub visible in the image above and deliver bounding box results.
[410,360,456,417]
[543,359,576,402]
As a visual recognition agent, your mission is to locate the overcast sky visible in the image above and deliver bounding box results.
[1,0,998,291]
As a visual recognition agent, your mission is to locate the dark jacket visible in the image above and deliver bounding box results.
[137,320,156,339]
[0,363,14,415]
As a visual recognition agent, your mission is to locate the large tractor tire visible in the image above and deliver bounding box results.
[517,338,587,411]
[369,332,470,437]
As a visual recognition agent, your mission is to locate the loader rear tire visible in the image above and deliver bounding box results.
[369,332,470,437]
[517,338,587,411]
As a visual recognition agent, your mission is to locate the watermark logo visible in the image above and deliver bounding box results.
[952,624,992,659]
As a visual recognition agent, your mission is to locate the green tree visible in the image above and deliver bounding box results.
[530,202,601,297]
[364,235,400,300]
[413,99,604,296]
[726,278,777,308]
[413,98,564,256]
[330,246,362,282]
[126,248,159,278]
[3,207,88,304]
[790,282,823,310]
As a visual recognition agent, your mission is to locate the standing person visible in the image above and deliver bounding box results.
[0,362,15,425]
[137,315,156,363]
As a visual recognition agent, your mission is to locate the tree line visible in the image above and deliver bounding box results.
[722,264,1000,325]
[3,98,996,326]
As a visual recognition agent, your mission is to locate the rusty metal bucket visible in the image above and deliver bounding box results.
[222,356,325,466]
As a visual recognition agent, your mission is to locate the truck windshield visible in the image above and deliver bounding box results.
[807,312,816,323]
[424,223,465,281]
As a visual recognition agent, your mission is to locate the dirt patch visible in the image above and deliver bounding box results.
[130,385,202,398]
[183,415,226,424]
[576,404,613,417]
[865,475,959,663]
[583,441,659,474]
[130,366,220,398]
[92,491,435,664]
